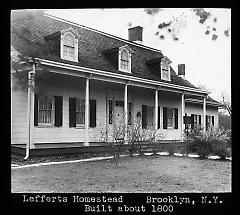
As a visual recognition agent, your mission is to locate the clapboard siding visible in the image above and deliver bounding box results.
[11,78,28,145]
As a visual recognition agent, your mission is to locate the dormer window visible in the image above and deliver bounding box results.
[161,57,171,81]
[120,49,129,71]
[60,28,79,62]
[118,45,134,73]
[63,34,75,59]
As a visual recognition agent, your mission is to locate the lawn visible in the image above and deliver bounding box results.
[11,155,231,193]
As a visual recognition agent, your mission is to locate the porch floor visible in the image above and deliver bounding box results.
[11,140,187,157]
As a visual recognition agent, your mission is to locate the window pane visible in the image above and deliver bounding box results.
[63,46,75,58]
[162,69,169,80]
[121,50,128,60]
[121,60,129,70]
[167,108,173,127]
[63,34,74,47]
[120,50,129,71]
[76,99,85,125]
[38,96,53,124]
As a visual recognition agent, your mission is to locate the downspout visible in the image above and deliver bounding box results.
[24,63,36,160]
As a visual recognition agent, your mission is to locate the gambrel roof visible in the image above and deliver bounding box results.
[10,9,219,104]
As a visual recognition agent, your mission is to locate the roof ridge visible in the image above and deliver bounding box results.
[44,12,163,53]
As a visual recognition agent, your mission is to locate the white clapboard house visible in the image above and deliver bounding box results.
[11,10,220,156]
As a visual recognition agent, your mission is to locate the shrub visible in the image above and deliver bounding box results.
[212,140,230,160]
[127,119,163,156]
[186,127,231,160]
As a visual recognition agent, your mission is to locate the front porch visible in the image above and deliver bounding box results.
[11,60,210,158]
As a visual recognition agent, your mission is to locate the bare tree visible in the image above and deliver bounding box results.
[144,8,230,42]
[220,93,232,116]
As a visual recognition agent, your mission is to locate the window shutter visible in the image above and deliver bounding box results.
[142,105,147,129]
[199,115,201,125]
[163,107,167,129]
[174,108,178,129]
[158,106,160,129]
[191,114,194,129]
[90,99,96,128]
[54,96,63,127]
[34,94,38,126]
[212,116,214,126]
[69,97,76,127]
[183,113,187,124]
[206,115,208,130]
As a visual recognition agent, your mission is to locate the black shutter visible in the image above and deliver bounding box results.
[158,106,160,129]
[90,99,96,128]
[199,115,201,125]
[34,94,38,126]
[174,108,178,129]
[191,114,194,129]
[142,105,147,129]
[184,113,187,124]
[54,96,63,127]
[163,107,167,129]
[212,116,214,126]
[206,115,208,130]
[69,97,76,127]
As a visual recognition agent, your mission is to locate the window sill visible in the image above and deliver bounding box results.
[61,57,78,63]
[161,78,171,81]
[167,127,177,130]
[119,69,131,73]
[75,124,85,129]
[36,124,55,128]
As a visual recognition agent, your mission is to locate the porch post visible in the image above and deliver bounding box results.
[203,96,206,132]
[154,89,158,130]
[181,93,185,141]
[24,63,35,159]
[84,77,90,146]
[124,83,128,144]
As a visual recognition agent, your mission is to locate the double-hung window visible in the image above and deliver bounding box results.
[63,34,75,59]
[167,108,174,128]
[163,107,178,129]
[38,96,54,125]
[118,45,133,73]
[120,49,129,71]
[161,58,171,81]
[60,29,78,62]
[76,99,85,126]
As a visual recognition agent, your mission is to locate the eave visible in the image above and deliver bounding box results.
[185,98,220,107]
[36,58,209,96]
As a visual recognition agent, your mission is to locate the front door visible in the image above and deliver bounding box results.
[115,101,124,140]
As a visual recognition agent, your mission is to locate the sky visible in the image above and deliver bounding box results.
[45,8,231,102]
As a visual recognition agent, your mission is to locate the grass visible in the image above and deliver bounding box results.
[11,155,231,193]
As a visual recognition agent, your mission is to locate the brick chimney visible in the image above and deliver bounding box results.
[178,64,185,79]
[128,26,143,44]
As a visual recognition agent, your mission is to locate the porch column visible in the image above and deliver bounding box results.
[25,64,35,159]
[124,83,128,144]
[181,93,185,141]
[154,89,158,130]
[203,96,206,132]
[84,77,90,146]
